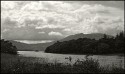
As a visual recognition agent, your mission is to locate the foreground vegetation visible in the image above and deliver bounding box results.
[1,53,124,73]
[45,32,124,54]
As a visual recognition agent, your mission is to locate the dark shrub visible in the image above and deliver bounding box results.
[1,39,17,54]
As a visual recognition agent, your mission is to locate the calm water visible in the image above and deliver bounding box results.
[18,51,124,69]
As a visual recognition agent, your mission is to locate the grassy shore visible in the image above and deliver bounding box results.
[1,53,125,73]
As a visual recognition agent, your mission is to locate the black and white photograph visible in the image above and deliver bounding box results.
[1,0,124,73]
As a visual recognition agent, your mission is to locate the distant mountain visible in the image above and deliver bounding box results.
[9,40,54,51]
[60,33,113,42]
[9,33,113,51]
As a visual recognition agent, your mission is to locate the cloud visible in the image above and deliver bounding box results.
[1,17,18,30]
[1,1,16,10]
[48,31,63,36]
[1,1,124,40]
[2,29,10,33]
[36,24,65,29]
[38,31,45,34]
[21,2,46,11]
[63,28,71,32]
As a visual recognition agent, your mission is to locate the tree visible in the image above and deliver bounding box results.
[103,34,108,39]
[114,32,124,53]
[1,39,17,54]
[97,43,110,54]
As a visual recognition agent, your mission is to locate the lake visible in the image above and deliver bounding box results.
[18,51,124,69]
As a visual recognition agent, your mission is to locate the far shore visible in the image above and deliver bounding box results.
[18,50,124,56]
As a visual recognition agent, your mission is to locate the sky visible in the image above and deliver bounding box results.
[1,1,124,42]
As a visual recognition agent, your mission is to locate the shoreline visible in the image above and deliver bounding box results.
[18,51,125,56]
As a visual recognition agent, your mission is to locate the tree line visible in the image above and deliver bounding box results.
[45,32,124,54]
[1,39,17,54]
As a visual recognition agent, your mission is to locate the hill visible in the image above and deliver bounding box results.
[45,32,125,54]
[9,40,54,51]
[60,33,112,42]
